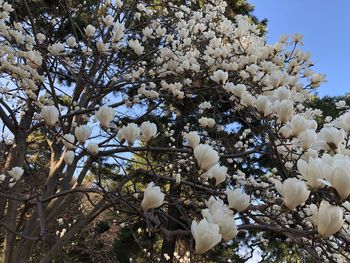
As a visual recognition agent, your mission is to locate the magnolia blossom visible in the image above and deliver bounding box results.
[274,178,310,210]
[204,164,227,186]
[194,144,219,171]
[279,126,292,138]
[255,95,271,116]
[231,84,246,98]
[140,121,157,143]
[75,125,91,143]
[310,201,344,238]
[191,218,222,254]
[117,123,140,145]
[128,39,144,55]
[210,70,228,84]
[41,105,59,126]
[95,105,115,128]
[8,167,24,181]
[63,151,75,165]
[141,182,165,211]
[226,188,250,212]
[62,134,75,149]
[336,112,350,132]
[66,36,77,48]
[324,154,350,199]
[47,43,65,56]
[274,100,294,123]
[86,143,99,155]
[84,25,96,37]
[290,115,317,136]
[298,129,317,150]
[102,15,114,26]
[318,126,345,152]
[202,197,238,241]
[329,167,350,200]
[198,117,215,128]
[297,158,329,189]
[184,131,200,148]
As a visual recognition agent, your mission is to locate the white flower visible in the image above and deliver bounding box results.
[194,144,219,171]
[202,197,238,241]
[329,167,350,200]
[204,164,227,186]
[102,15,114,26]
[198,117,215,128]
[63,151,75,165]
[191,218,221,254]
[318,126,345,152]
[117,123,140,145]
[310,201,344,238]
[8,167,24,181]
[41,105,59,126]
[298,129,317,150]
[66,36,77,48]
[279,126,292,138]
[274,100,294,123]
[335,100,346,109]
[184,131,200,148]
[297,158,329,189]
[210,70,228,84]
[48,43,65,56]
[112,23,125,42]
[116,0,123,8]
[140,121,157,143]
[3,2,14,12]
[75,125,91,143]
[255,96,271,116]
[128,39,144,55]
[96,40,109,54]
[95,105,115,128]
[310,73,326,88]
[231,84,246,98]
[290,115,317,136]
[226,188,250,212]
[336,112,350,132]
[62,134,75,149]
[0,174,5,182]
[274,86,290,101]
[87,143,99,155]
[85,25,96,37]
[274,178,310,210]
[141,182,165,211]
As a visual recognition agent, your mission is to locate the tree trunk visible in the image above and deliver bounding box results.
[161,110,184,261]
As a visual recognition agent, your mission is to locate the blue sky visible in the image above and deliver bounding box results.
[249,0,350,97]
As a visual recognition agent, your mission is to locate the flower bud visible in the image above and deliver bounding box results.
[141,182,165,211]
[226,188,250,212]
[95,105,115,128]
[140,121,157,143]
[62,134,75,149]
[191,219,221,254]
[274,178,310,209]
[184,131,200,148]
[63,151,75,165]
[86,143,99,155]
[8,167,24,181]
[310,201,344,238]
[117,123,140,145]
[75,125,91,143]
[194,144,219,171]
[41,105,59,126]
